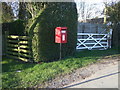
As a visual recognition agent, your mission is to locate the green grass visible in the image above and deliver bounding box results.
[2,48,120,88]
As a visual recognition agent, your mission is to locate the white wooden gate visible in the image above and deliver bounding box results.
[76,33,109,50]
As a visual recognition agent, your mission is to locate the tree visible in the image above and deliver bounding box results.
[18,2,28,20]
[18,2,46,20]
[1,2,14,23]
[106,1,120,50]
[8,1,19,20]
[77,1,102,21]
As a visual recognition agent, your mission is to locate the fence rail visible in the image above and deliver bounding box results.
[76,33,109,50]
[6,35,33,62]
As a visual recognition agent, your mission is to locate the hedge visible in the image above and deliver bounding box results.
[2,19,25,35]
[25,2,78,62]
[3,2,78,63]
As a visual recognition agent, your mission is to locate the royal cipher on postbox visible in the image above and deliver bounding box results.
[55,27,67,43]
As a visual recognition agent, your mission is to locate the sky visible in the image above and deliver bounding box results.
[75,0,119,3]
[75,0,119,20]
[1,0,119,20]
[75,0,104,3]
[75,0,106,20]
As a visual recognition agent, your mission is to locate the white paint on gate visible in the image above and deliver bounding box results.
[76,33,109,50]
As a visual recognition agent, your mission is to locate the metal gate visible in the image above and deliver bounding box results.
[76,33,109,50]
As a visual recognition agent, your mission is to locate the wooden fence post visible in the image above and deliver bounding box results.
[18,36,20,59]
[5,31,9,55]
[28,35,34,63]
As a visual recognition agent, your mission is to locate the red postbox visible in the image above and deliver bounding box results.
[55,27,67,43]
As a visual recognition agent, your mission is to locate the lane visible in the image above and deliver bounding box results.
[63,61,118,88]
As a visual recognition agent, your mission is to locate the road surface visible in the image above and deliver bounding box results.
[63,60,119,88]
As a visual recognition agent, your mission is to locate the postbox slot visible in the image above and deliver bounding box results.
[61,31,66,33]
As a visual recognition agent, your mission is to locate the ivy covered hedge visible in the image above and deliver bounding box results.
[25,2,78,62]
[2,19,25,35]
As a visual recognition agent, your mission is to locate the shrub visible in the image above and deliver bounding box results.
[26,2,78,62]
[2,19,25,35]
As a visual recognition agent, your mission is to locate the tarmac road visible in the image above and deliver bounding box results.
[63,60,119,88]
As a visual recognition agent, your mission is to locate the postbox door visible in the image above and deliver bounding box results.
[55,28,61,43]
[61,30,67,43]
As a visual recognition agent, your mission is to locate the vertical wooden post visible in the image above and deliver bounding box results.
[28,35,34,63]
[104,8,107,24]
[95,25,98,38]
[5,31,9,56]
[18,36,20,59]
[28,36,31,62]
[82,24,85,39]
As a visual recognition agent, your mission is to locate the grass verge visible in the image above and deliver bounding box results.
[2,48,120,88]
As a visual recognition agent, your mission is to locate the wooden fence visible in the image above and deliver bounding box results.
[6,35,33,62]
